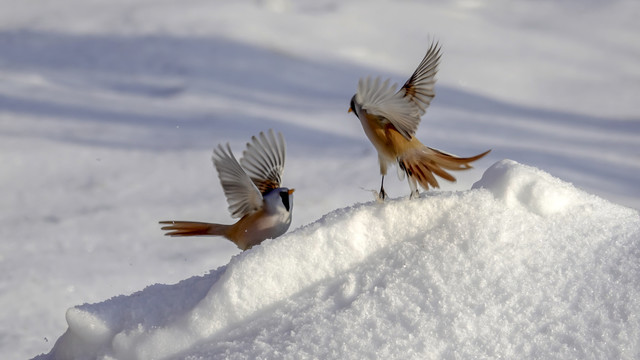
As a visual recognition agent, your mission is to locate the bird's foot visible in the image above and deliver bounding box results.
[409,189,420,200]
[378,188,387,202]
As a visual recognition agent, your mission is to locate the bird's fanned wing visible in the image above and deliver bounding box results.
[399,41,441,116]
[212,143,263,218]
[239,129,286,195]
[355,42,442,140]
[356,76,420,140]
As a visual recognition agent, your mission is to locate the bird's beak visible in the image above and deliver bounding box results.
[288,189,295,195]
[348,107,353,113]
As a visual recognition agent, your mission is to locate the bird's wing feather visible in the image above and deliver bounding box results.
[356,76,420,140]
[239,129,286,195]
[399,41,441,116]
[213,143,263,218]
[355,42,442,140]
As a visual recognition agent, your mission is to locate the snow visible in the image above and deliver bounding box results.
[1,0,639,359]
[40,160,640,359]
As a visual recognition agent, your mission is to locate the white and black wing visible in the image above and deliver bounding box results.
[355,42,441,140]
[356,76,420,140]
[399,41,441,117]
[239,129,286,195]
[213,144,263,218]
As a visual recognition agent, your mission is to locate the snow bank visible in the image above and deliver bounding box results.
[40,160,640,359]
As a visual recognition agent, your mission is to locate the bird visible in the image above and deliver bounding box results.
[348,42,490,200]
[160,130,294,251]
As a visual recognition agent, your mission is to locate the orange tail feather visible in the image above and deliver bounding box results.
[159,220,230,237]
[399,147,491,190]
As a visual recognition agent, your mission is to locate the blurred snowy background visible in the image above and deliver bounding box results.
[1,0,638,358]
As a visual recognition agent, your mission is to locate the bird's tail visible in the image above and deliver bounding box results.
[159,220,230,237]
[398,146,491,190]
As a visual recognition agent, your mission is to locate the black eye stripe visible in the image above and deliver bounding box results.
[350,95,358,117]
[279,191,290,212]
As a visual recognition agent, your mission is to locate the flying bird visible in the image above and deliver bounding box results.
[160,130,294,250]
[348,42,490,199]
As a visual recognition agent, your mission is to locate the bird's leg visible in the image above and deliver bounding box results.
[378,157,389,201]
[379,176,387,200]
[408,175,419,200]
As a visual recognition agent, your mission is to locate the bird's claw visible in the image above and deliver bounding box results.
[378,188,387,201]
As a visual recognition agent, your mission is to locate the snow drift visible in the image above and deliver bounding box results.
[40,160,640,359]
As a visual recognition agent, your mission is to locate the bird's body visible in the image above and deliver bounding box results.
[349,42,490,199]
[159,189,293,250]
[160,130,294,251]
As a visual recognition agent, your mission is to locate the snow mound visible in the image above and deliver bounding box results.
[40,160,640,359]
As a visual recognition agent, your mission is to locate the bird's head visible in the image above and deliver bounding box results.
[264,187,295,213]
[348,94,360,119]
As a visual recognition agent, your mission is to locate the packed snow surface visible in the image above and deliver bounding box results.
[40,160,640,359]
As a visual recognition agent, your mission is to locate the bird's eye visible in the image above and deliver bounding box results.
[279,191,291,212]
